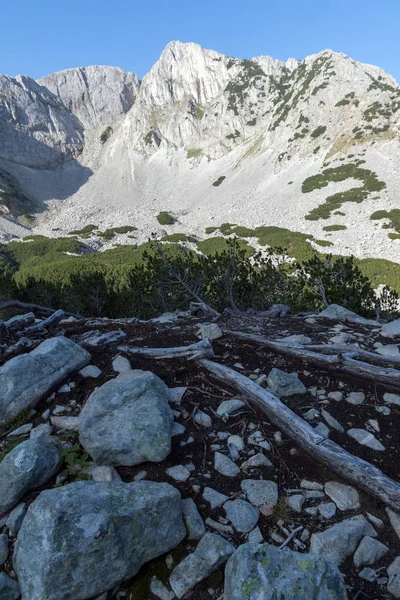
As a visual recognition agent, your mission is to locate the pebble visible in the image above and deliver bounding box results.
[365,512,384,530]
[194,410,212,428]
[241,479,278,509]
[217,399,245,420]
[345,392,365,405]
[203,487,229,509]
[328,391,343,402]
[112,355,132,373]
[359,567,377,582]
[214,452,240,477]
[79,365,102,378]
[134,470,147,481]
[300,480,324,491]
[227,435,245,451]
[353,536,389,568]
[314,423,330,438]
[181,499,206,541]
[171,422,186,437]
[52,405,72,416]
[383,392,400,406]
[286,494,305,512]
[303,408,319,421]
[166,465,191,482]
[169,387,187,404]
[196,323,223,340]
[224,499,259,533]
[205,517,234,534]
[150,577,174,600]
[330,333,350,344]
[318,502,337,519]
[248,526,263,544]
[321,409,344,433]
[51,416,80,431]
[241,453,273,469]
[325,482,360,511]
[6,502,27,536]
[7,424,33,437]
[347,429,385,451]
[58,384,71,393]
[376,406,391,415]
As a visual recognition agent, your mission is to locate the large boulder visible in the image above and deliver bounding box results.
[0,337,90,423]
[0,437,61,515]
[14,480,185,600]
[224,543,348,600]
[79,371,173,466]
[317,304,376,325]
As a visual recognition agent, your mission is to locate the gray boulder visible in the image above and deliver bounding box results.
[388,556,400,598]
[267,368,306,398]
[79,371,173,466]
[0,572,20,600]
[382,319,400,337]
[0,438,61,515]
[317,304,376,325]
[14,480,185,600]
[181,498,206,540]
[310,515,377,565]
[224,542,348,600]
[0,337,90,423]
[169,532,235,598]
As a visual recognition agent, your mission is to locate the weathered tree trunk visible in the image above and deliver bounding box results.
[24,309,65,333]
[200,358,400,511]
[119,339,215,360]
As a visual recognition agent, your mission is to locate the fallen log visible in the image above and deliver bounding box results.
[199,358,400,511]
[119,339,215,360]
[0,300,81,319]
[227,330,400,389]
[24,309,65,334]
[305,343,400,368]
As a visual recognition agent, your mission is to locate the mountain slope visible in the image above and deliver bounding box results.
[0,41,399,262]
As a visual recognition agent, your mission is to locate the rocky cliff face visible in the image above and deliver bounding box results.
[0,41,400,262]
[39,65,140,129]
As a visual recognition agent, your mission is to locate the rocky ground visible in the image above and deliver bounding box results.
[0,304,399,599]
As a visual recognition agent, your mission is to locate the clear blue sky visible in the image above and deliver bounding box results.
[1,0,399,82]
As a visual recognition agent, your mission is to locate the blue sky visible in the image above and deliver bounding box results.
[1,0,399,82]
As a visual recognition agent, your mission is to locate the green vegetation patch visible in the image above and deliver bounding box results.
[370,209,400,234]
[68,224,98,239]
[186,149,202,159]
[314,239,334,247]
[310,125,327,139]
[303,163,386,220]
[212,176,226,187]
[323,224,347,231]
[99,226,137,240]
[335,98,350,107]
[162,233,198,243]
[205,226,218,234]
[225,59,266,115]
[100,126,113,144]
[197,236,254,257]
[157,212,175,226]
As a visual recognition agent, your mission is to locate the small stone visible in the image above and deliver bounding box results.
[247,430,271,451]
[227,435,245,451]
[303,408,319,421]
[87,465,121,482]
[169,387,187,404]
[7,502,27,535]
[166,465,191,482]
[330,333,350,344]
[52,405,72,415]
[196,323,223,341]
[248,526,263,544]
[41,409,51,420]
[112,355,132,373]
[150,577,174,600]
[347,429,385,451]
[171,422,186,437]
[0,533,9,565]
[57,384,71,393]
[365,512,384,530]
[181,499,206,541]
[30,423,53,439]
[169,532,235,598]
[376,344,399,357]
[325,482,360,511]
[51,416,80,431]
[241,479,278,509]
[328,391,343,402]
[376,405,391,415]
[241,453,273,469]
[366,419,379,433]
[314,423,330,438]
[214,452,240,477]
[205,517,234,534]
[194,410,212,428]
[203,487,229,509]
[224,499,259,533]
[383,392,400,406]
[345,392,365,405]
[318,502,337,519]
[321,409,344,433]
[286,494,305,512]
[305,507,318,516]
[0,572,20,600]
[217,399,245,419]
[267,368,306,398]
[79,365,102,378]
[280,334,312,345]
[353,536,389,568]
[359,567,377,582]
[300,480,324,491]
[7,423,33,437]
[388,556,400,598]
[133,470,147,481]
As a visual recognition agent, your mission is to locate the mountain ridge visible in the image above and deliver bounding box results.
[0,41,399,265]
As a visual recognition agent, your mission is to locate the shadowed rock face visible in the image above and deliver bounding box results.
[39,66,140,129]
[0,74,84,168]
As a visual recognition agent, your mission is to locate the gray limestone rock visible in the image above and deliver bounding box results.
[388,556,400,599]
[181,498,206,540]
[241,479,278,509]
[0,572,20,600]
[347,428,385,451]
[169,532,235,598]
[382,319,400,337]
[224,499,259,533]
[203,487,229,509]
[267,368,306,398]
[224,542,348,600]
[6,502,27,535]
[0,337,90,423]
[383,392,400,406]
[353,536,389,568]
[317,305,376,325]
[325,482,360,511]
[309,515,377,565]
[0,437,61,515]
[214,452,240,477]
[345,392,365,405]
[14,480,185,600]
[79,370,173,466]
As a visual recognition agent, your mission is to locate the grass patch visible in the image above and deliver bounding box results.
[314,239,334,247]
[323,225,347,231]
[157,212,175,226]
[212,176,226,187]
[205,227,218,234]
[370,209,400,234]
[186,149,202,159]
[311,125,326,139]
[162,233,198,243]
[100,126,113,144]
